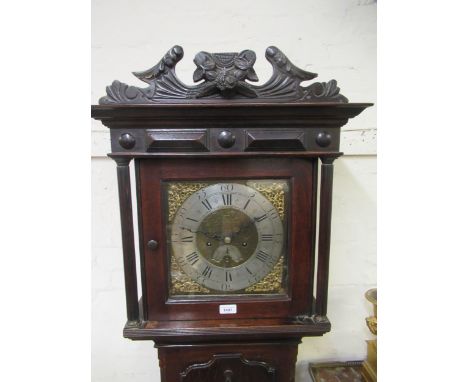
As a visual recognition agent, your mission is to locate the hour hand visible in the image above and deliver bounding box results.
[203,231,224,241]
[181,227,223,241]
[180,226,197,234]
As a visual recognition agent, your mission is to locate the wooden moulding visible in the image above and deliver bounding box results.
[123,317,331,343]
[91,102,372,123]
[146,129,209,152]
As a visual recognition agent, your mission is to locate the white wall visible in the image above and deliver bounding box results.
[92,1,376,381]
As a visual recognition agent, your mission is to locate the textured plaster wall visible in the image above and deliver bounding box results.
[91,1,376,381]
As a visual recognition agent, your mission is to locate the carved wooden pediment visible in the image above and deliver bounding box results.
[99,45,348,104]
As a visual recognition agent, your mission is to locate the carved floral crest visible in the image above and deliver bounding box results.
[193,50,259,98]
[99,45,348,104]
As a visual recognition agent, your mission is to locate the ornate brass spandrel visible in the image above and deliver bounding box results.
[248,181,286,220]
[245,255,285,293]
[170,256,210,294]
[167,180,288,295]
[167,182,208,222]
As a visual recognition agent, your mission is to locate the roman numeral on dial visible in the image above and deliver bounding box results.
[268,209,279,220]
[261,234,273,241]
[201,199,213,210]
[256,250,270,263]
[255,214,267,222]
[185,252,199,265]
[181,235,194,242]
[222,193,232,205]
[201,265,213,278]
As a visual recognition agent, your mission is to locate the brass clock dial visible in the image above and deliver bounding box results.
[170,182,285,292]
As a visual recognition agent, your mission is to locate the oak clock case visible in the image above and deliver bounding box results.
[91,45,372,382]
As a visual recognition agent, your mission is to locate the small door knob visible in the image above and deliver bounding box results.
[147,240,158,250]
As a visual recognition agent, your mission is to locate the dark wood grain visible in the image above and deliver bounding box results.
[124,317,330,343]
[134,160,148,321]
[114,157,140,326]
[109,151,344,159]
[146,129,209,152]
[245,130,306,151]
[309,159,319,316]
[110,128,341,153]
[315,157,337,316]
[91,102,371,124]
[157,341,299,382]
[179,353,275,382]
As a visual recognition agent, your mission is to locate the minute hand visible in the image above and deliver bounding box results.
[180,226,223,241]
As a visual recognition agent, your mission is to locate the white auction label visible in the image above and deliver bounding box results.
[219,304,237,314]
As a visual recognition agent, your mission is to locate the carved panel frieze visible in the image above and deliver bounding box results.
[180,353,276,382]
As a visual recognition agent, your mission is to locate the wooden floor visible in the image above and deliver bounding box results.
[309,361,364,382]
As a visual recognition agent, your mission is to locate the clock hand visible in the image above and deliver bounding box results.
[208,233,224,241]
[180,226,223,241]
[180,226,197,234]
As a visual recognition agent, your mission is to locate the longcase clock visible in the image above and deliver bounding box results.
[91,45,372,382]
